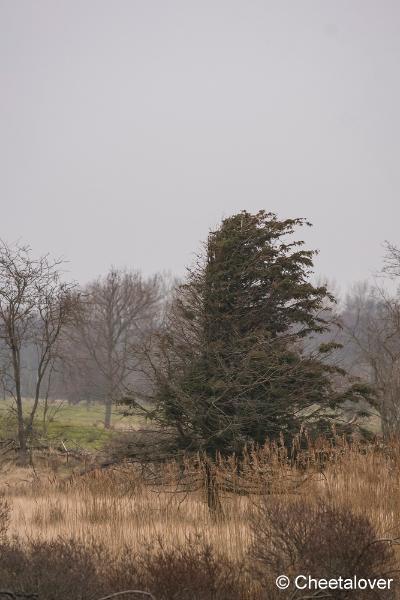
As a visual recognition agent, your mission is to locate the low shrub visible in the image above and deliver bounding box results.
[0,537,252,600]
[249,498,398,599]
[0,493,10,540]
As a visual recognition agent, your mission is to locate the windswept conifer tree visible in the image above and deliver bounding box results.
[130,211,373,456]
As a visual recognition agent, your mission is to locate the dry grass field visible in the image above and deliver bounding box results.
[2,437,400,562]
[1,436,400,598]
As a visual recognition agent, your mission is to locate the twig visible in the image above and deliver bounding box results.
[0,592,38,599]
[96,591,156,600]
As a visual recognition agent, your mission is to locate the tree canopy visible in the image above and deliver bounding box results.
[130,211,373,456]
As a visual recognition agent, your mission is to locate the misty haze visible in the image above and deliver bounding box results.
[0,2,400,599]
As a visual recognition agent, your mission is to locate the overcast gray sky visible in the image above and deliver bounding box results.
[1,1,399,291]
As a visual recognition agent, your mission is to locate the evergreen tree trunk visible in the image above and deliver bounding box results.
[203,457,223,519]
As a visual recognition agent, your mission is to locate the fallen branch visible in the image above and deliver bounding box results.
[96,591,156,600]
[0,592,38,599]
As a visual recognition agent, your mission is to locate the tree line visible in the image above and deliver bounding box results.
[0,211,399,462]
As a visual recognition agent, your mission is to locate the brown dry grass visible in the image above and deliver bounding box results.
[2,435,400,564]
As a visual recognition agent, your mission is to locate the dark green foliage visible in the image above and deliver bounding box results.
[202,212,329,342]
[132,211,373,456]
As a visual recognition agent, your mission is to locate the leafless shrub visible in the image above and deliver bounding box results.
[136,539,250,600]
[0,539,102,600]
[0,494,10,539]
[249,498,398,598]
[0,537,252,600]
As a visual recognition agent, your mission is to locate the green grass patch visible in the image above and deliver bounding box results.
[0,399,140,450]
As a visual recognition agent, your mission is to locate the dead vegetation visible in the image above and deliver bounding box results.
[1,436,400,598]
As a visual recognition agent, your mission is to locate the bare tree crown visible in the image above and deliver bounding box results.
[0,240,77,458]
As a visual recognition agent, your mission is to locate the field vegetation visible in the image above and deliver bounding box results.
[1,214,400,598]
[0,400,140,450]
[1,435,400,598]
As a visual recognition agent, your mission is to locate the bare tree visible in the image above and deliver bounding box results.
[341,238,400,436]
[0,241,77,461]
[71,268,162,428]
[383,241,400,279]
[342,282,400,436]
